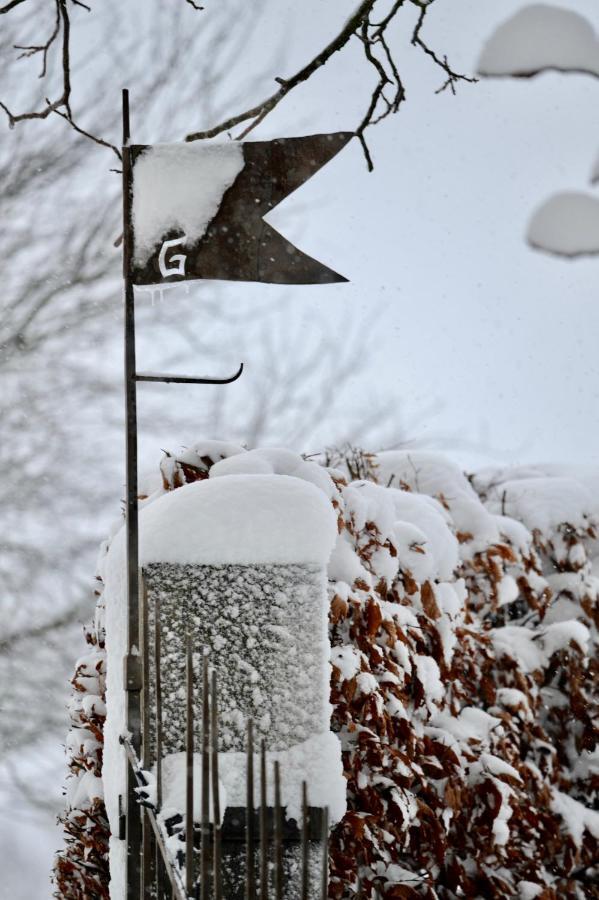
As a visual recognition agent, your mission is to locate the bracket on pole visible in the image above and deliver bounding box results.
[135,362,244,385]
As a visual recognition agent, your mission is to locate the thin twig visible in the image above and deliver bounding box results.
[185,0,377,142]
[52,108,122,159]
[0,0,28,12]
[411,3,477,95]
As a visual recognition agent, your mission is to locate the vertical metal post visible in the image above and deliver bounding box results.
[211,670,223,900]
[273,762,283,900]
[141,578,153,896]
[300,782,309,900]
[122,86,143,900]
[186,636,195,897]
[246,720,256,900]
[259,741,268,900]
[320,807,329,900]
[155,596,163,811]
[200,656,210,900]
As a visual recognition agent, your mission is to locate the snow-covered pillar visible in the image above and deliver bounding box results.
[102,471,345,897]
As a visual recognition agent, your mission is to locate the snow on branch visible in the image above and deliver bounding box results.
[527,191,599,257]
[478,5,599,79]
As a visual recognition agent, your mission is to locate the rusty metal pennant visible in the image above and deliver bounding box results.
[130,133,352,286]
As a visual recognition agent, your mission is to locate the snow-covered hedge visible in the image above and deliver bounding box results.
[55,444,599,899]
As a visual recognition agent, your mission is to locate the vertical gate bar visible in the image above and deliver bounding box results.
[246,719,256,900]
[320,807,329,900]
[186,636,195,898]
[259,740,268,900]
[155,840,163,900]
[210,669,222,900]
[122,86,143,900]
[273,761,283,900]
[140,579,152,895]
[300,782,309,900]
[141,576,150,767]
[200,655,210,900]
[155,597,163,810]
[141,807,153,899]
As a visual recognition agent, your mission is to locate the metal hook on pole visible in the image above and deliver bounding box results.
[135,362,244,385]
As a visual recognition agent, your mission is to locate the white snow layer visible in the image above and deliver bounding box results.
[210,447,337,498]
[151,734,346,828]
[139,474,337,567]
[374,451,500,556]
[550,788,599,846]
[219,733,345,824]
[527,192,599,257]
[491,621,589,671]
[477,5,599,78]
[482,474,594,533]
[132,142,244,266]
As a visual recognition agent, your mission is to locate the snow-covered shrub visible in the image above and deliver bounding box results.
[54,591,109,898]
[55,444,599,899]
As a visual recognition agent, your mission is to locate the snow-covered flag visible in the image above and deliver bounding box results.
[129,134,352,286]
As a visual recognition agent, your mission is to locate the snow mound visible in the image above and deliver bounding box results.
[210,447,337,498]
[481,475,593,533]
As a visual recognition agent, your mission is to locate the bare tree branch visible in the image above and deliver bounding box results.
[0,0,120,156]
[185,0,475,170]
[186,0,378,142]
[13,0,60,78]
[0,0,475,171]
[0,0,28,12]
[411,1,478,95]
[0,602,89,656]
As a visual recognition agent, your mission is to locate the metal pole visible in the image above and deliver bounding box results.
[155,596,163,811]
[186,636,195,897]
[155,597,164,898]
[320,807,329,900]
[122,86,143,900]
[200,655,210,900]
[259,740,268,900]
[211,670,223,900]
[301,782,309,900]
[246,719,256,900]
[273,762,283,900]
[141,576,152,897]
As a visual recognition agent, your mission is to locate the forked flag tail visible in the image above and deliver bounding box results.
[129,133,353,286]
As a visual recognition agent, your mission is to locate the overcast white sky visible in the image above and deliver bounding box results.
[120,0,599,472]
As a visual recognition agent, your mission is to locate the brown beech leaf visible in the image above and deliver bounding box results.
[331,594,349,624]
[420,581,441,620]
[386,885,421,899]
[366,600,383,637]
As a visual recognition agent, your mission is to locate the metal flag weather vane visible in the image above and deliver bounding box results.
[130,134,352,286]
[120,87,352,897]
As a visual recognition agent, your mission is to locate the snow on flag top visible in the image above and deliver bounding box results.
[129,134,352,286]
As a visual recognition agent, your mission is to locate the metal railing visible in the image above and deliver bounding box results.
[122,628,330,899]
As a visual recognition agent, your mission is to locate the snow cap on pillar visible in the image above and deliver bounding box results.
[139,474,338,567]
